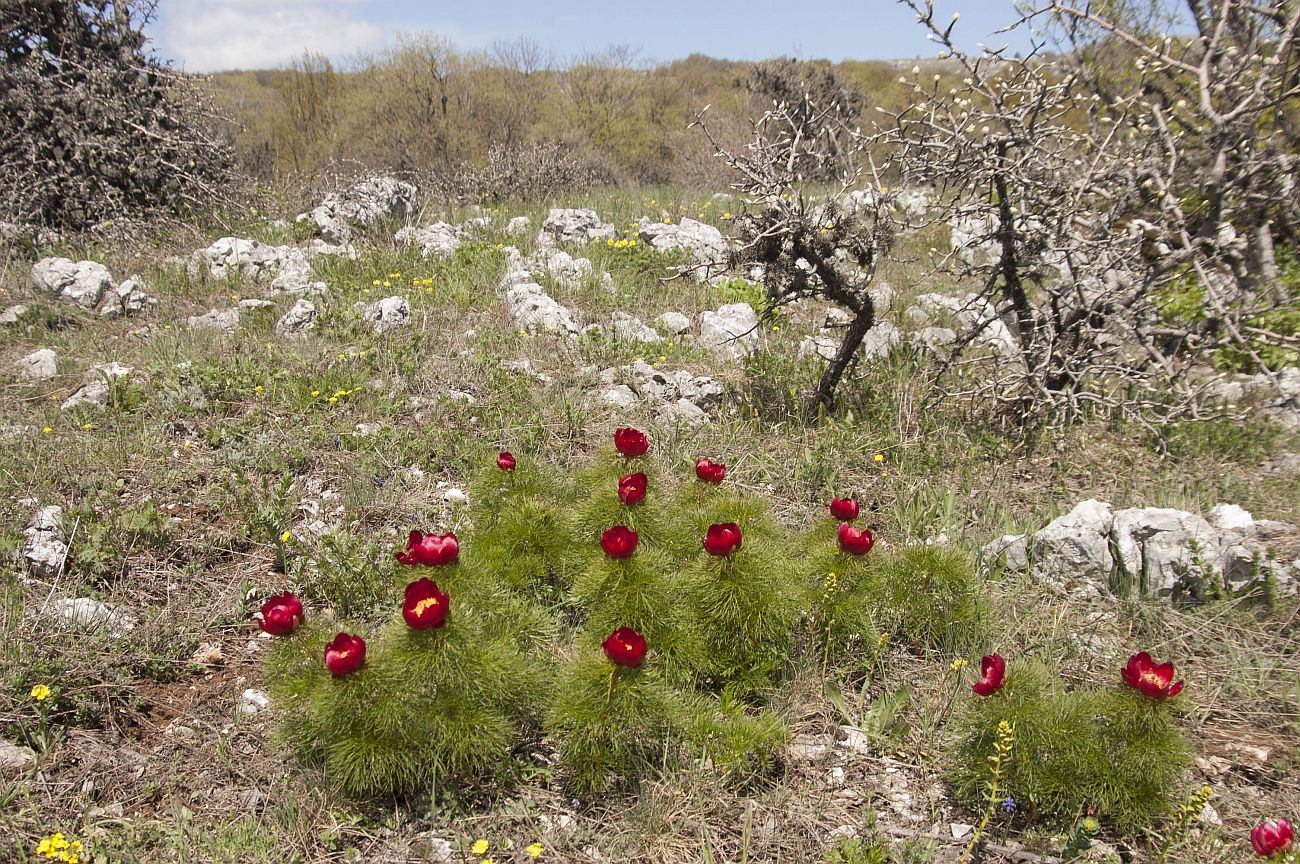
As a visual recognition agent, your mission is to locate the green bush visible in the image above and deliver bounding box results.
[948,658,1194,833]
[866,546,990,655]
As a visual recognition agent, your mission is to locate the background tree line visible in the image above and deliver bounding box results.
[200,39,926,190]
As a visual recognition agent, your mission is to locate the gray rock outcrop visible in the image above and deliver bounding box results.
[29,258,154,317]
[540,208,616,245]
[14,348,58,381]
[699,303,759,360]
[354,296,411,334]
[299,176,418,244]
[985,499,1296,601]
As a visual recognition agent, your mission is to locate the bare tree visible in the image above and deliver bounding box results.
[859,0,1297,432]
[695,95,896,413]
[745,58,865,179]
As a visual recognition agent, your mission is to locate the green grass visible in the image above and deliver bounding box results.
[0,186,1296,864]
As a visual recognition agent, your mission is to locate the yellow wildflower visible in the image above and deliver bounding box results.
[874,453,884,462]
[951,657,969,672]
[42,427,52,434]
[280,530,293,543]
[31,684,51,701]
[311,390,320,397]
[528,843,544,859]
[81,423,93,430]
[471,839,489,855]
[254,385,264,393]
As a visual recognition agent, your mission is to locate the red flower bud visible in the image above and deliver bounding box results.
[324,632,366,677]
[1252,818,1294,858]
[972,653,1006,696]
[496,451,516,471]
[395,530,459,567]
[601,525,638,559]
[259,591,303,636]
[614,427,649,458]
[703,522,743,556]
[402,577,449,630]
[695,458,726,484]
[602,626,647,668]
[829,497,860,521]
[837,522,874,556]
[618,472,647,505]
[1120,651,1184,701]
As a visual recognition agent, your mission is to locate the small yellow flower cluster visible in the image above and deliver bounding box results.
[605,237,638,248]
[322,386,361,405]
[31,683,52,701]
[36,833,82,863]
[337,349,367,361]
[469,839,542,862]
[989,720,1015,770]
[280,530,293,543]
[409,277,434,289]
[951,657,969,672]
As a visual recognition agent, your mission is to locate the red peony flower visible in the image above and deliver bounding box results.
[497,451,516,471]
[259,591,303,636]
[829,497,860,521]
[402,577,450,630]
[695,458,726,484]
[602,626,647,668]
[972,653,1006,696]
[614,427,649,458]
[618,472,647,506]
[1120,651,1185,701]
[601,525,638,559]
[324,632,366,677]
[837,522,874,556]
[1252,818,1294,858]
[395,530,459,567]
[703,522,743,556]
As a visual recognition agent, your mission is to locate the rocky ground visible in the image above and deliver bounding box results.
[0,179,1297,863]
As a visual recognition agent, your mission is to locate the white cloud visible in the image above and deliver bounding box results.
[156,0,386,72]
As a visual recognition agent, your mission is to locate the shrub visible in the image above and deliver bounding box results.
[1,1,235,228]
[264,567,542,796]
[865,546,990,656]
[948,656,1194,833]
[545,643,688,795]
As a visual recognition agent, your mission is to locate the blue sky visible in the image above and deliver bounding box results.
[149,1,1038,73]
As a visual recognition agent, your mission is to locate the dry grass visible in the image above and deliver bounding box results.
[0,189,1296,864]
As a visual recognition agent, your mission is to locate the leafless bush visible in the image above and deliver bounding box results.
[695,96,896,413]
[745,58,865,180]
[865,0,1298,433]
[0,0,236,230]
[426,141,611,205]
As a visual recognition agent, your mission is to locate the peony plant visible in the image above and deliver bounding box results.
[948,651,1194,833]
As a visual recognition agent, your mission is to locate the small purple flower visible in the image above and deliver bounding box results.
[1001,796,1017,815]
[374,474,386,489]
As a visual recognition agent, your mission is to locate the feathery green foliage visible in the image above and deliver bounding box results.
[865,546,990,655]
[948,659,1193,833]
[545,650,687,795]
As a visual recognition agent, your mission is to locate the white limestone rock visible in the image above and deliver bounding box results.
[699,302,759,360]
[275,299,318,337]
[14,348,58,381]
